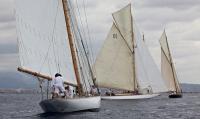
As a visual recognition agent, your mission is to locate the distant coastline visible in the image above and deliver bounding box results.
[0,88,38,94]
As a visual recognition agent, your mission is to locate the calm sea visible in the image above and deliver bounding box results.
[1,93,200,119]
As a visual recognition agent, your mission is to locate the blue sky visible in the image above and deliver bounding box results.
[0,0,200,86]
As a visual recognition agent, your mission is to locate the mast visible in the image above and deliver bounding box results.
[142,33,145,42]
[130,5,137,91]
[62,0,83,95]
[164,31,179,93]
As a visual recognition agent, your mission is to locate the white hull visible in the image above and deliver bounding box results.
[40,96,101,113]
[101,94,159,100]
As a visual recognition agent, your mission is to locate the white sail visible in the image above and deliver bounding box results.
[113,4,167,93]
[15,0,76,84]
[112,4,134,52]
[95,4,167,93]
[134,26,167,93]
[95,23,135,91]
[160,31,181,92]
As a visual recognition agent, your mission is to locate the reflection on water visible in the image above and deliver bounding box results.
[1,93,200,119]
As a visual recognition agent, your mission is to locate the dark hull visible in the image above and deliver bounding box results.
[169,93,182,98]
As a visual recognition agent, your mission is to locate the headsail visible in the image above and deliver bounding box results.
[134,26,167,93]
[15,0,76,84]
[159,31,181,93]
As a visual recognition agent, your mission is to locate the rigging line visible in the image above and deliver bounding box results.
[50,1,61,72]
[71,0,89,52]
[69,1,93,89]
[70,20,87,88]
[18,26,30,66]
[70,17,93,88]
[70,16,92,84]
[74,0,87,39]
[78,0,91,58]
[71,27,89,93]
[82,0,95,65]
[77,51,89,94]
[69,5,90,70]
[73,26,93,87]
[38,1,60,73]
[69,6,95,82]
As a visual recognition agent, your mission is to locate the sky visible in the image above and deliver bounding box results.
[0,0,200,86]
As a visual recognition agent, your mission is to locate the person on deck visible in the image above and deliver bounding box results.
[51,73,66,98]
[90,85,97,96]
[65,85,72,98]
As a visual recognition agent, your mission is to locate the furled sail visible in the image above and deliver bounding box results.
[15,0,76,84]
[159,31,181,92]
[95,23,135,91]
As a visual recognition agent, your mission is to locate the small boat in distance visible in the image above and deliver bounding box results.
[159,30,182,98]
[94,4,167,100]
[15,0,100,112]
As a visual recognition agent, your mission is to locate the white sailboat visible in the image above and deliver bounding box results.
[15,0,100,112]
[94,4,167,100]
[159,30,182,98]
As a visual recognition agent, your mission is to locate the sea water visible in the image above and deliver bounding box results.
[1,93,200,119]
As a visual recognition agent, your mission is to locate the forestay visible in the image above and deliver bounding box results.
[15,0,76,84]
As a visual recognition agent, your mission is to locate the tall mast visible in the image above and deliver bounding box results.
[62,0,83,95]
[130,5,137,91]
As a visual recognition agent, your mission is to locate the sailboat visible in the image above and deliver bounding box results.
[94,4,167,100]
[15,0,100,112]
[159,30,182,98]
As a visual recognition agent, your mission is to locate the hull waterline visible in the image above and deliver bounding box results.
[40,96,101,113]
[101,94,159,100]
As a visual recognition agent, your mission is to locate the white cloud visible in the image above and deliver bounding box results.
[0,0,200,84]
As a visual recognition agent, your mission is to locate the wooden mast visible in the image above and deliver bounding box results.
[130,4,138,92]
[62,0,83,95]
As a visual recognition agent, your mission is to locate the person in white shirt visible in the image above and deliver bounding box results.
[51,73,66,98]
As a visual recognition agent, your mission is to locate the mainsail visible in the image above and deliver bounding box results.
[15,0,95,94]
[95,4,167,93]
[15,0,76,84]
[159,31,181,93]
[94,23,135,91]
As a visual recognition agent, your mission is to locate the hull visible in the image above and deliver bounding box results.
[169,93,182,98]
[101,94,159,100]
[40,96,101,113]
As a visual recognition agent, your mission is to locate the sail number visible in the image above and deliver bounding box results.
[113,33,117,39]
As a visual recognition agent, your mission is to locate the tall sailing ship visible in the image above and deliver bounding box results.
[15,0,100,112]
[159,30,182,98]
[94,4,167,100]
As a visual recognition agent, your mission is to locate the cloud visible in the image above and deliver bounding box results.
[1,0,200,85]
[140,0,200,10]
